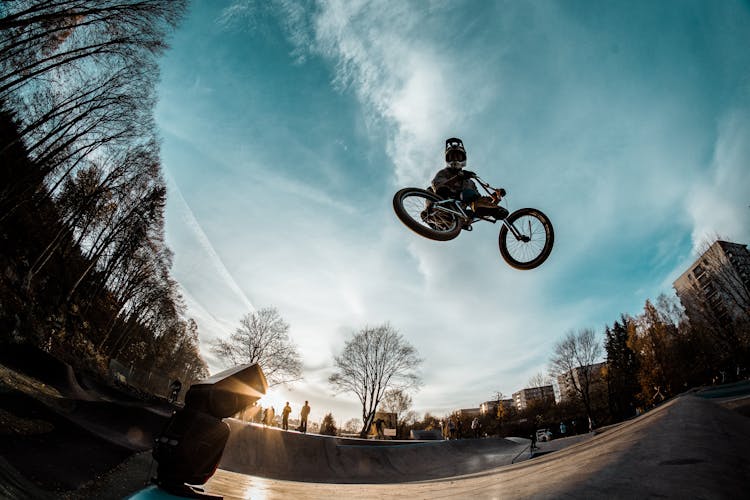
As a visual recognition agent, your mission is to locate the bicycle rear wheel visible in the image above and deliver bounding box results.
[393,188,462,241]
[498,208,554,270]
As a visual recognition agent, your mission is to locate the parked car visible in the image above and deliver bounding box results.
[536,428,553,442]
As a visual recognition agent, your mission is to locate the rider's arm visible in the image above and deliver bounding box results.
[431,168,449,189]
[432,168,460,197]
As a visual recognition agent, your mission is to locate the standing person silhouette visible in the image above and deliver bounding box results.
[471,417,481,438]
[282,402,292,431]
[375,418,385,439]
[168,379,182,404]
[300,400,311,433]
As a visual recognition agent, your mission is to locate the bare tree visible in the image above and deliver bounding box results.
[0,0,185,97]
[527,372,552,388]
[380,388,413,438]
[211,307,302,387]
[329,324,422,437]
[0,0,186,219]
[342,418,361,434]
[548,328,602,425]
[381,388,412,419]
[0,1,210,389]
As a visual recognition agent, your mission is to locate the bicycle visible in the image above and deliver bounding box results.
[392,175,554,270]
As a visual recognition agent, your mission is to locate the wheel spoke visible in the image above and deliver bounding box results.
[504,214,548,264]
[398,191,459,234]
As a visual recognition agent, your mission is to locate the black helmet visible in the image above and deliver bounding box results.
[445,137,466,168]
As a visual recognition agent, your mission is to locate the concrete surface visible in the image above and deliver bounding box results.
[204,394,750,499]
[220,421,531,483]
[4,345,747,499]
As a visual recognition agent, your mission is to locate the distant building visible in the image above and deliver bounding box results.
[479,399,514,417]
[370,411,398,438]
[673,240,750,326]
[456,407,481,419]
[557,362,606,402]
[512,385,555,411]
[373,411,398,429]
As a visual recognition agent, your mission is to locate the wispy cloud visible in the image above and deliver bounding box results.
[203,0,678,401]
[165,174,256,315]
[273,1,490,185]
[159,0,750,423]
[215,1,257,31]
[686,109,750,249]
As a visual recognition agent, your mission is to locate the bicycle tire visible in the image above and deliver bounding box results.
[393,188,462,241]
[498,208,554,270]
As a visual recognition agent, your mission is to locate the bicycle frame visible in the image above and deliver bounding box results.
[430,176,531,242]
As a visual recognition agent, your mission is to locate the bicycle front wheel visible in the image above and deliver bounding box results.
[393,188,462,241]
[498,208,554,270]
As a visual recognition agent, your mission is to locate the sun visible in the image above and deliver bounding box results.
[257,391,287,412]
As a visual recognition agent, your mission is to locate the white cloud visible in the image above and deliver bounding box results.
[215,1,257,31]
[193,0,612,412]
[161,1,750,424]
[166,177,256,314]
[686,109,750,250]
[306,1,490,186]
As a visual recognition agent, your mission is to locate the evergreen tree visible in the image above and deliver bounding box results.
[320,413,337,436]
[604,315,639,420]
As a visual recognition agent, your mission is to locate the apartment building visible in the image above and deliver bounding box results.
[557,362,606,402]
[511,385,555,411]
[479,398,514,417]
[673,240,750,326]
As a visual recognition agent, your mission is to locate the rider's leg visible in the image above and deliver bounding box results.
[474,204,509,220]
[460,188,480,204]
[460,189,480,216]
[464,190,509,220]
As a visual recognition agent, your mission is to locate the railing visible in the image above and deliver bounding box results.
[108,358,173,399]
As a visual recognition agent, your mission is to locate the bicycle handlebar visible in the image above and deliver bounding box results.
[474,175,505,200]
[442,172,505,201]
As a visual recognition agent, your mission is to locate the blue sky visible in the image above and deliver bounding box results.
[155,0,750,425]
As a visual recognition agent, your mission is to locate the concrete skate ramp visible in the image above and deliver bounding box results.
[0,343,93,401]
[209,394,750,498]
[219,421,528,483]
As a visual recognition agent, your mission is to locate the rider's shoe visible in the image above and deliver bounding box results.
[471,196,495,211]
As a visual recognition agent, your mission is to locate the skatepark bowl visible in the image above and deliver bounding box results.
[198,387,750,499]
[220,420,531,483]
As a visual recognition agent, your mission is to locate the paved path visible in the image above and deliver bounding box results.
[204,394,750,499]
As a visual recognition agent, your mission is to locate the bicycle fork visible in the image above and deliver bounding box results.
[503,219,531,242]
